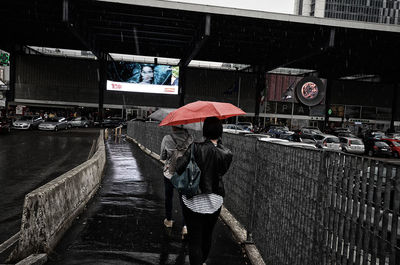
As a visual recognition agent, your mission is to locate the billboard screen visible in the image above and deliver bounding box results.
[107,62,179,95]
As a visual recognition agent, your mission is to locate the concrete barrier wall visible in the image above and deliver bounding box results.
[9,131,106,262]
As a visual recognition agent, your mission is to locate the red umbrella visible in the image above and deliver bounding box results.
[159,101,246,126]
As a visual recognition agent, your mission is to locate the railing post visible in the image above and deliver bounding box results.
[245,139,259,244]
[314,151,328,264]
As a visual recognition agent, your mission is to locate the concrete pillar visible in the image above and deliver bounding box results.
[389,83,398,132]
[323,78,332,131]
[6,52,15,111]
[98,59,106,121]
[179,64,186,107]
[253,66,266,127]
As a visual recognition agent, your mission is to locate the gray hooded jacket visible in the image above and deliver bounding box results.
[160,129,193,178]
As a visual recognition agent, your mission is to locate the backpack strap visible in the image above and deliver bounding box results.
[190,143,195,160]
[173,133,192,150]
[169,134,177,145]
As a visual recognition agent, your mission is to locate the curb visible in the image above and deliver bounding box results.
[15,254,47,265]
[125,135,266,265]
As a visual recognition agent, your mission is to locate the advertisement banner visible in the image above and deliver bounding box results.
[107,62,179,95]
[107,81,178,95]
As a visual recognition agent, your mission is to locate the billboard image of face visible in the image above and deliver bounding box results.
[107,62,179,95]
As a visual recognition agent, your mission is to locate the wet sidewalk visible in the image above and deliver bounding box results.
[47,135,250,265]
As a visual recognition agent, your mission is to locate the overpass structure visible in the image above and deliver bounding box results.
[1,0,400,126]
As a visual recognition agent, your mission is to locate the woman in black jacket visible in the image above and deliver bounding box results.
[176,116,233,265]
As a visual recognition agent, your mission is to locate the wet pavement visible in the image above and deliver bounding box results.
[47,135,250,265]
[0,128,99,247]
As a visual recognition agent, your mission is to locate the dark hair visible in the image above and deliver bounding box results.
[139,64,154,82]
[203,116,222,140]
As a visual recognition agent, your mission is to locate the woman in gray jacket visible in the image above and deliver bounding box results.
[160,126,193,237]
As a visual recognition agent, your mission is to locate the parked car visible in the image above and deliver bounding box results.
[363,130,385,140]
[386,132,400,140]
[101,117,125,128]
[12,116,43,130]
[280,132,301,142]
[314,134,341,151]
[267,126,289,138]
[381,138,400,158]
[332,128,351,136]
[69,116,92,128]
[0,118,11,133]
[299,126,323,140]
[337,132,358,138]
[38,117,68,131]
[339,137,365,154]
[364,139,392,157]
[223,124,248,134]
[300,138,317,144]
[237,122,253,132]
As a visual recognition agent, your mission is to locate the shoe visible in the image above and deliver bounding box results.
[181,225,187,239]
[182,226,187,234]
[164,218,174,228]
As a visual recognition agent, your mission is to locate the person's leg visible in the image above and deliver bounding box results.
[179,195,187,238]
[164,177,174,223]
[179,195,186,226]
[201,208,221,264]
[182,203,204,265]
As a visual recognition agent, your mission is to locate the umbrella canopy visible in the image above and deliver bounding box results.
[149,108,203,130]
[159,101,246,126]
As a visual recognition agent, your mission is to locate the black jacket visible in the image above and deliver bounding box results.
[176,139,233,197]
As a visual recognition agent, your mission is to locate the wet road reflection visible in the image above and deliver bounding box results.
[47,135,249,265]
[0,129,99,246]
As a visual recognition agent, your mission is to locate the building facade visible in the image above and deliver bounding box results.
[294,0,400,24]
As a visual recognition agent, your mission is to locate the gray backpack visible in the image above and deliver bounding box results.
[163,134,193,179]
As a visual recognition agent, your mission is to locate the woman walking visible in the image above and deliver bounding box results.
[176,116,233,265]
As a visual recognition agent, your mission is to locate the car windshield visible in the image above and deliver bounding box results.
[350,139,363,145]
[314,135,324,140]
[47,118,59,122]
[327,137,340,143]
[375,141,389,147]
[73,117,82,121]
[392,141,400,147]
[310,129,322,134]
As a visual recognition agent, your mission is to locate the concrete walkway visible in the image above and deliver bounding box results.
[47,135,250,265]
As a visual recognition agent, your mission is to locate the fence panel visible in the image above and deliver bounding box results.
[126,122,400,265]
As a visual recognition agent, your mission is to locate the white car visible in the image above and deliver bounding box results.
[39,117,68,131]
[314,134,341,151]
[69,117,91,128]
[13,116,43,130]
[223,124,248,134]
[339,137,365,154]
[237,122,253,131]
